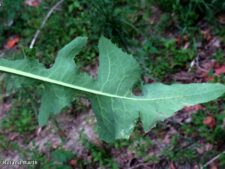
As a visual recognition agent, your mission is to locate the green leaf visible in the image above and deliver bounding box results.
[0,36,224,142]
[51,149,74,163]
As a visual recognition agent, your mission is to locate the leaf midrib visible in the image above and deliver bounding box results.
[0,66,223,101]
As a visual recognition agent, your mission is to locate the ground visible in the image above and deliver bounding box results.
[0,0,225,169]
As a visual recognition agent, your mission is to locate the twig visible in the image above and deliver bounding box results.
[128,163,149,169]
[29,0,64,48]
[201,150,225,169]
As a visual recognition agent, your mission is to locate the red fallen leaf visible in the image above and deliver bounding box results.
[169,162,177,169]
[25,0,41,7]
[205,64,225,81]
[203,116,216,128]
[205,76,214,81]
[183,105,204,112]
[215,65,225,76]
[69,159,77,166]
[4,36,20,49]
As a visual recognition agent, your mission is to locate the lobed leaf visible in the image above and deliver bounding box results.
[0,37,224,142]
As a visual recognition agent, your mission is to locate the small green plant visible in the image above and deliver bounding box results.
[161,135,198,164]
[81,134,118,169]
[139,37,196,79]
[0,83,38,135]
[213,49,225,65]
[84,0,137,50]
[153,0,225,28]
[0,0,24,44]
[0,87,38,134]
[50,148,75,169]
[1,108,37,134]
[129,136,153,159]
